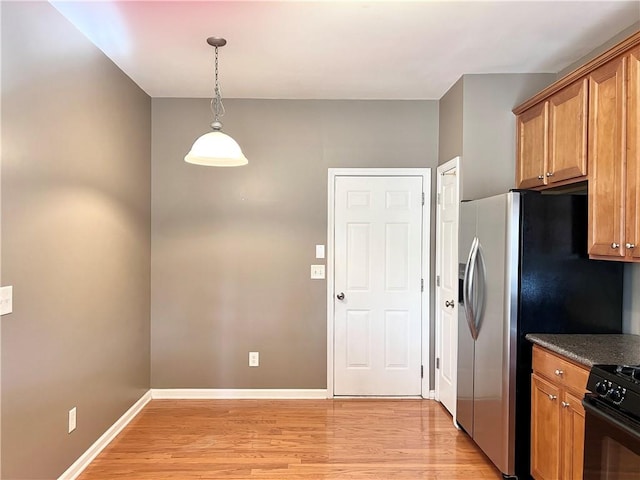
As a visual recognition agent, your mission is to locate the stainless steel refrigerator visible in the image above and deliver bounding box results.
[456,191,623,479]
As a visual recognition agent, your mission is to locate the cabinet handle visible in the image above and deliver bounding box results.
[561,401,570,408]
[537,175,544,180]
[611,243,620,249]
[554,369,564,376]
[546,172,554,177]
[548,394,557,401]
[626,243,636,249]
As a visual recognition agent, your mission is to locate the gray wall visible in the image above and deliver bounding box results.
[557,22,640,79]
[1,2,151,479]
[151,99,439,388]
[437,73,555,200]
[438,77,463,165]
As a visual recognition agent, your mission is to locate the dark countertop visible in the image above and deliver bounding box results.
[526,333,640,367]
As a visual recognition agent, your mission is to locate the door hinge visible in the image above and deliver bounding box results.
[421,365,424,378]
[436,275,440,287]
[421,278,424,292]
[422,192,425,206]
[436,358,440,369]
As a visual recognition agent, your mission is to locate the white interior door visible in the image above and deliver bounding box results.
[435,158,460,417]
[333,175,423,396]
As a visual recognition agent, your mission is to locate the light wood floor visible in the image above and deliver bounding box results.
[78,399,502,479]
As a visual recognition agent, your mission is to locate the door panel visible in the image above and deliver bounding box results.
[436,166,459,416]
[548,79,588,183]
[384,311,410,368]
[562,390,586,480]
[334,176,423,396]
[516,102,548,189]
[531,373,561,480]
[346,224,370,290]
[345,311,371,367]
[588,56,626,257]
[627,46,640,259]
[385,224,410,290]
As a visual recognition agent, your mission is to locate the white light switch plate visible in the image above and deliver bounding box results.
[0,286,13,315]
[310,265,325,279]
[315,245,325,259]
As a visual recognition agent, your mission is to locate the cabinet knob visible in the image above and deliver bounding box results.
[546,172,554,177]
[537,175,544,180]
[626,243,636,249]
[554,369,564,376]
[548,394,557,401]
[611,243,620,249]
[561,401,570,408]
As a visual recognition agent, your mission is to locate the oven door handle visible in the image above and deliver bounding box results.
[583,395,640,442]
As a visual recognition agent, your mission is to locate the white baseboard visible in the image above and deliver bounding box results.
[428,390,436,400]
[58,390,152,480]
[151,388,328,399]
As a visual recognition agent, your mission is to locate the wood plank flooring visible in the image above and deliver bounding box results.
[78,399,502,479]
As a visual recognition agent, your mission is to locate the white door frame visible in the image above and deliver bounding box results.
[326,168,431,398]
[435,157,460,418]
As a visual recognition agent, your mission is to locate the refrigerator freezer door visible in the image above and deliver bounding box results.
[472,193,514,475]
[456,201,477,436]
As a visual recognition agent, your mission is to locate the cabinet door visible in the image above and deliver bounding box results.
[561,390,586,480]
[627,46,640,260]
[531,373,561,480]
[588,56,626,258]
[548,79,588,184]
[517,102,548,189]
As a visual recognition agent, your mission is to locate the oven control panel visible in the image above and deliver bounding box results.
[587,366,640,421]
[594,380,626,405]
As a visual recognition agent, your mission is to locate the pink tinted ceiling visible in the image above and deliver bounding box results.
[50,1,640,99]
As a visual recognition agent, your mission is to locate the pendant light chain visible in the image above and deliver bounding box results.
[185,36,247,166]
[211,45,225,125]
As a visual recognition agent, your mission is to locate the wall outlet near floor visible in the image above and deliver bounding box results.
[249,351,259,367]
[68,407,77,433]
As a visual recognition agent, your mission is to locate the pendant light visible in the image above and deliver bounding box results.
[185,37,248,167]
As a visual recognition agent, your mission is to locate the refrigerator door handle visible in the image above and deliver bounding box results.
[473,241,487,336]
[464,237,479,340]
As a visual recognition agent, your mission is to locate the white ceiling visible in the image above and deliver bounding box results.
[50,1,640,100]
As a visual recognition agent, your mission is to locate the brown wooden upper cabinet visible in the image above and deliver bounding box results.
[516,80,588,189]
[514,31,640,263]
[588,46,640,262]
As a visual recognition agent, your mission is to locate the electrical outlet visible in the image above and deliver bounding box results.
[68,407,77,433]
[0,286,13,315]
[310,265,325,279]
[249,351,259,367]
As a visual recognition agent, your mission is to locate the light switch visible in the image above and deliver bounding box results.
[315,245,325,259]
[310,265,326,279]
[0,286,13,316]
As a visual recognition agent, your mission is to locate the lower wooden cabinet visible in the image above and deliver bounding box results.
[561,390,586,480]
[531,346,588,480]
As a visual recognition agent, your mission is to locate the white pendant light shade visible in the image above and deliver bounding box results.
[184,130,248,167]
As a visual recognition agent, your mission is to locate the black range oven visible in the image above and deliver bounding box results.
[583,365,640,479]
